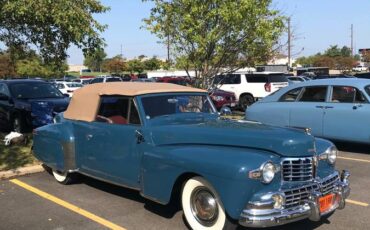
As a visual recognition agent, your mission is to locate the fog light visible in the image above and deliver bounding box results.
[272,194,285,209]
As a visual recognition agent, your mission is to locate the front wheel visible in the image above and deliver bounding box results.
[52,169,74,185]
[239,94,254,111]
[181,177,236,230]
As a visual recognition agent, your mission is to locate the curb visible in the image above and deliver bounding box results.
[0,164,44,180]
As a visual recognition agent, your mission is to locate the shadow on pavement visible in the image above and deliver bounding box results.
[78,174,181,219]
[76,173,332,230]
[333,141,370,155]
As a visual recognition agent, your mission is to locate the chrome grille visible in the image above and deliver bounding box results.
[282,157,313,182]
[284,184,318,208]
[283,173,340,208]
[321,174,340,195]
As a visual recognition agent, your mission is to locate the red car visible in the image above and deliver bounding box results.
[209,88,237,110]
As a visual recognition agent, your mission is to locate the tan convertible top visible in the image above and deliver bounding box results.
[64,82,206,122]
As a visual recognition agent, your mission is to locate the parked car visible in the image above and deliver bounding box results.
[245,78,370,144]
[214,72,289,110]
[287,76,310,84]
[72,78,93,85]
[352,65,367,72]
[55,82,82,97]
[0,79,69,132]
[89,76,123,84]
[156,76,192,85]
[33,82,350,229]
[208,88,237,110]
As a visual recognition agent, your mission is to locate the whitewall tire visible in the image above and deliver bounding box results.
[52,170,73,185]
[181,177,235,230]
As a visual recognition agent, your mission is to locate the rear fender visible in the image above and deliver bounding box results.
[33,122,75,172]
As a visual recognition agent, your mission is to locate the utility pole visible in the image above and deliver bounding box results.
[120,44,123,58]
[167,32,170,64]
[351,24,354,56]
[287,17,291,68]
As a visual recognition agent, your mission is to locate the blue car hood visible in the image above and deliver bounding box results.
[150,118,316,157]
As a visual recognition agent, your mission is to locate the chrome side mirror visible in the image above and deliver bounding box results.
[220,106,232,116]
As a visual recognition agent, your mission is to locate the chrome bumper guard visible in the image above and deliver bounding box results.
[239,170,350,228]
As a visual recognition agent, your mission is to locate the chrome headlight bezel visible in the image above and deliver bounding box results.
[261,162,276,184]
[249,161,278,184]
[319,145,337,165]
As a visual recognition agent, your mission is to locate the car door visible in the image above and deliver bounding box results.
[289,86,329,137]
[0,83,12,127]
[75,96,143,188]
[323,85,370,143]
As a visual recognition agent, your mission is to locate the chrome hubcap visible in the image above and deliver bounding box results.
[190,187,218,226]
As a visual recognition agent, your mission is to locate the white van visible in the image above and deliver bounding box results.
[215,72,288,110]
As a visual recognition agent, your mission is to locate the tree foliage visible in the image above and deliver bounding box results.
[143,56,163,70]
[296,45,357,71]
[144,0,285,88]
[0,53,16,78]
[127,59,145,73]
[84,48,107,72]
[0,0,109,69]
[102,56,127,73]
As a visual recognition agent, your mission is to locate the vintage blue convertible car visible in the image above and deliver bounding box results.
[33,82,350,229]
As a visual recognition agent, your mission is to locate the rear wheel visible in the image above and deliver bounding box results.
[52,170,74,185]
[239,94,254,111]
[13,116,26,133]
[181,177,237,230]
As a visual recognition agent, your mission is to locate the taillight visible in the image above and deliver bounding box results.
[264,83,271,92]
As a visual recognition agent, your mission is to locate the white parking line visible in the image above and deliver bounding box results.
[338,156,370,163]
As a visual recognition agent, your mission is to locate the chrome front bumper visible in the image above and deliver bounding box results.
[239,170,350,228]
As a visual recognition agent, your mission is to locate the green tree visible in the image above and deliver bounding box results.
[324,45,342,58]
[144,0,285,88]
[127,59,145,73]
[84,48,107,72]
[143,56,162,70]
[0,0,109,69]
[340,46,351,57]
[15,57,67,78]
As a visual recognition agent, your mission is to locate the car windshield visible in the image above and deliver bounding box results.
[9,82,64,99]
[141,94,216,119]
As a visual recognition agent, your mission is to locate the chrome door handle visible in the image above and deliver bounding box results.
[315,106,324,109]
[86,134,93,140]
[353,104,362,110]
[325,106,334,109]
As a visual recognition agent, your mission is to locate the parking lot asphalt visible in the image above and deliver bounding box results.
[0,142,369,230]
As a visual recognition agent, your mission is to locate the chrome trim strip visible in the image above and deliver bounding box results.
[62,141,76,170]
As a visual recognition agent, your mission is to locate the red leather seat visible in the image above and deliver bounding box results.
[108,115,127,124]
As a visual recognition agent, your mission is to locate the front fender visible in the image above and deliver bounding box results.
[140,145,280,219]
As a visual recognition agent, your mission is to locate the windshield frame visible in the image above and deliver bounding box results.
[9,82,65,99]
[137,92,217,125]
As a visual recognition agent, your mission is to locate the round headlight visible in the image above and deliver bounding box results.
[262,162,275,183]
[327,146,337,164]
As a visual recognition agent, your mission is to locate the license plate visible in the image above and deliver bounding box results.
[319,194,335,213]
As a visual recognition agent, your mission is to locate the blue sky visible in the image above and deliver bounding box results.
[67,0,370,64]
